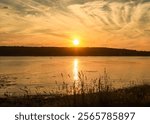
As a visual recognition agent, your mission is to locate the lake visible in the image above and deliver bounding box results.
[0,57,150,96]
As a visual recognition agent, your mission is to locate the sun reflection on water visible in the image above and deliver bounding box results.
[73,59,79,81]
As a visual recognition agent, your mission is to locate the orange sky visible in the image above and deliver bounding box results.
[0,0,150,50]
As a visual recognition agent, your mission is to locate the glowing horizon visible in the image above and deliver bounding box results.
[0,0,150,50]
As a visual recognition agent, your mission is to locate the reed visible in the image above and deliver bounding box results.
[0,69,149,107]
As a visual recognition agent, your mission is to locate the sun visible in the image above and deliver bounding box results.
[73,39,80,46]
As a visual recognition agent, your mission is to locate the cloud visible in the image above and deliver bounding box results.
[0,0,149,50]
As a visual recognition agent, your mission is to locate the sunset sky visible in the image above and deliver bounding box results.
[0,0,150,50]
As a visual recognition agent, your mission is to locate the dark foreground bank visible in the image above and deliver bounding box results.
[0,85,149,107]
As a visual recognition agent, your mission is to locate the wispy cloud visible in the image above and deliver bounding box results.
[0,0,149,50]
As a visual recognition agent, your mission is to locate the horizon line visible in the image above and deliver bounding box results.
[0,46,150,52]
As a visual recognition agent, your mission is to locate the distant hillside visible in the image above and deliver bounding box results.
[0,46,149,56]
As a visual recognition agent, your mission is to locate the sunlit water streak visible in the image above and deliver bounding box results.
[73,59,79,81]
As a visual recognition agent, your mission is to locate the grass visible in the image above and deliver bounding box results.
[0,70,149,107]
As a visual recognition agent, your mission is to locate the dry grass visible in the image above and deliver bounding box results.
[0,70,149,107]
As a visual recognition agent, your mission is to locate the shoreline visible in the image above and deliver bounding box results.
[0,84,149,107]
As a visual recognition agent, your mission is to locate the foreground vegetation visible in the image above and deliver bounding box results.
[0,71,149,107]
[0,84,149,107]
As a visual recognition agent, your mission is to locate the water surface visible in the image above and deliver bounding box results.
[0,57,149,95]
